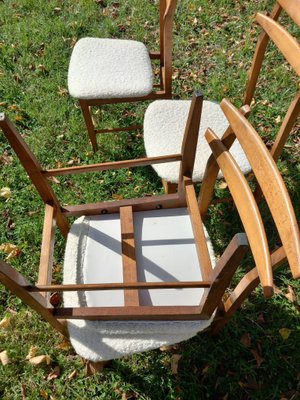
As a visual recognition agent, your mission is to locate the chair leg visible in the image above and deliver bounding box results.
[79,100,98,152]
[162,179,178,194]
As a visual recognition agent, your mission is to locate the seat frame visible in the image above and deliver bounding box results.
[0,90,299,353]
[77,0,177,151]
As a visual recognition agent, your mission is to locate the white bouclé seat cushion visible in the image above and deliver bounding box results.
[63,208,216,361]
[144,100,252,183]
[68,38,153,99]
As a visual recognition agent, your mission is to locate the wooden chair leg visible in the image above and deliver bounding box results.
[79,100,98,152]
[162,179,178,194]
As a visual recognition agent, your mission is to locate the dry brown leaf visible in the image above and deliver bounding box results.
[219,182,228,190]
[112,193,124,200]
[279,328,292,340]
[274,286,283,295]
[0,187,12,199]
[285,285,297,303]
[0,350,10,365]
[171,354,182,375]
[57,87,68,97]
[39,389,49,399]
[0,152,13,165]
[251,348,264,367]
[0,315,11,329]
[56,339,71,351]
[26,346,38,360]
[29,354,51,365]
[0,243,21,260]
[47,366,60,381]
[85,360,105,375]
[240,333,251,347]
[160,345,174,352]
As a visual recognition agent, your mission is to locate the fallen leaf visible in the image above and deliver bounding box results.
[275,115,281,124]
[112,193,123,200]
[0,350,10,365]
[279,328,292,340]
[85,360,105,375]
[21,384,26,400]
[285,285,297,303]
[219,182,228,190]
[240,333,251,347]
[56,339,71,350]
[274,286,283,295]
[39,389,49,399]
[0,243,21,260]
[29,354,51,365]
[47,366,60,381]
[0,315,11,329]
[171,354,182,375]
[0,152,13,165]
[251,348,264,367]
[0,187,12,199]
[26,346,38,360]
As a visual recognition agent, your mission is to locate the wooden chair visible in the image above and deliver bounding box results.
[68,0,177,151]
[144,0,300,194]
[0,92,299,363]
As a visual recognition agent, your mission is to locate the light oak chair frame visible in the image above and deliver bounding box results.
[79,0,177,151]
[0,92,299,350]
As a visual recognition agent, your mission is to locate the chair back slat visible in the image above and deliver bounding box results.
[243,2,282,105]
[277,0,300,27]
[256,13,300,76]
[205,128,273,297]
[220,99,300,279]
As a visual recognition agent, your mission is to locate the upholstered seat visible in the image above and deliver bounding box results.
[144,100,251,183]
[63,208,216,361]
[68,38,153,100]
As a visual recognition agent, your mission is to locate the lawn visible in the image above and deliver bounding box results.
[0,0,299,399]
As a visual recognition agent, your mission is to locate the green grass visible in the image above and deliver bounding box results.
[0,0,299,398]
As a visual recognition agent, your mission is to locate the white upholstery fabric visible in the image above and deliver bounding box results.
[63,208,216,361]
[144,100,251,183]
[68,38,153,99]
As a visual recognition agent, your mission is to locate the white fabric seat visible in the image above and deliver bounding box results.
[63,208,216,361]
[144,100,252,183]
[68,38,153,99]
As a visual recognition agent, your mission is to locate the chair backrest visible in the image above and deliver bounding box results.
[159,0,177,95]
[199,2,300,216]
[201,99,300,294]
[0,92,299,330]
[243,1,300,163]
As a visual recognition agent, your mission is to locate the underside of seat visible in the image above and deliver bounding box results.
[63,208,216,361]
[144,100,252,183]
[68,37,154,99]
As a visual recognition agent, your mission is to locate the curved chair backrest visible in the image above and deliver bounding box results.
[199,2,300,216]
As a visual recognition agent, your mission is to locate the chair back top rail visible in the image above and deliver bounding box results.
[256,13,300,76]
[277,0,300,27]
[205,128,273,297]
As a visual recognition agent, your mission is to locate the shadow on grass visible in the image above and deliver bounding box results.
[108,298,300,400]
